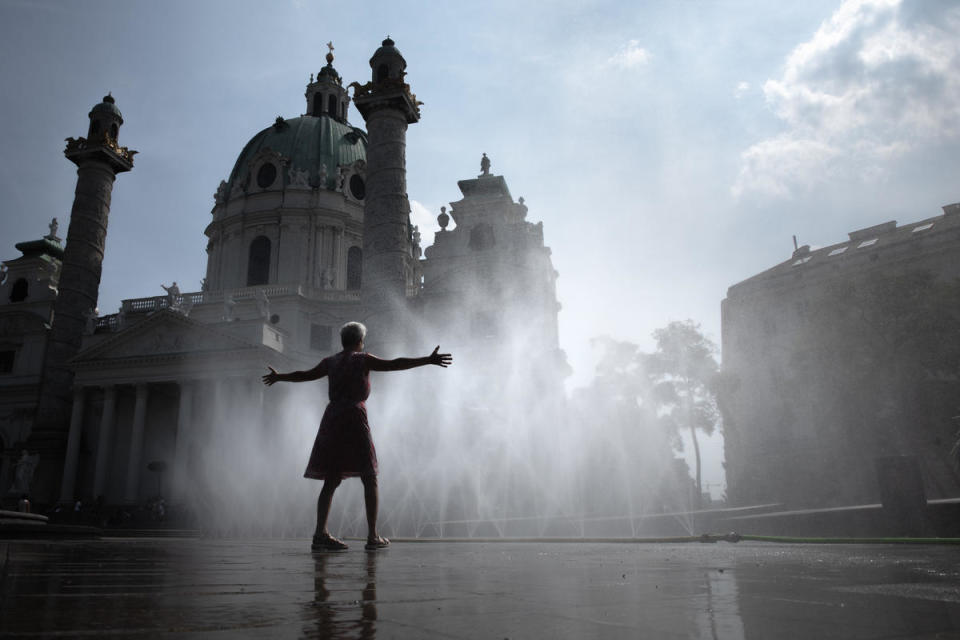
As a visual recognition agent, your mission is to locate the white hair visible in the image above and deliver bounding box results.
[340,321,367,348]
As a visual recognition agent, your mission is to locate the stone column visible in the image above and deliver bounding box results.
[362,108,412,310]
[58,387,86,502]
[92,385,117,499]
[353,38,420,352]
[124,383,149,503]
[171,381,193,502]
[29,96,134,506]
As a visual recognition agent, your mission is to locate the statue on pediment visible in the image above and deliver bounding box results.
[161,282,180,308]
[255,289,270,320]
[83,307,98,335]
[289,166,310,189]
[223,292,236,322]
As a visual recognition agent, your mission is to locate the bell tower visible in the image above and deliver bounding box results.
[29,94,136,503]
[352,37,421,347]
[305,42,350,122]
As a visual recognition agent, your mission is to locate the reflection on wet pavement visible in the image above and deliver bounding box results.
[2,539,960,638]
[304,550,377,639]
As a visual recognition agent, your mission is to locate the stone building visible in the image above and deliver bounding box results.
[0,39,565,511]
[721,204,960,508]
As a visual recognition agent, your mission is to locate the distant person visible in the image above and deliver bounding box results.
[17,494,30,514]
[262,321,452,552]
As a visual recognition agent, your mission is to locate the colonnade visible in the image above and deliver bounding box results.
[58,376,266,505]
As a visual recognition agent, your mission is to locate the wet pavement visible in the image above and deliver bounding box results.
[1,539,959,638]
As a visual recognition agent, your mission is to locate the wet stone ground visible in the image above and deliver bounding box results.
[1,538,960,638]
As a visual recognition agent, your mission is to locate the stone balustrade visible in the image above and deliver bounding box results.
[119,285,361,315]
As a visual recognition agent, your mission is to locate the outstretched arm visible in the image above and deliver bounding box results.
[368,346,452,372]
[262,360,328,386]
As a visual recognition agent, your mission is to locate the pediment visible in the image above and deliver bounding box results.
[73,310,258,363]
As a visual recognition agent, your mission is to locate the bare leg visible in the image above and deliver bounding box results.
[361,474,382,543]
[315,476,342,538]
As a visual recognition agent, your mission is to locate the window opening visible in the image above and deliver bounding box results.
[9,278,28,303]
[247,236,271,286]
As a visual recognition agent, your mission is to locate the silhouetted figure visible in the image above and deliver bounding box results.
[263,321,452,551]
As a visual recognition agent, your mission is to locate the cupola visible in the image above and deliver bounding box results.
[369,36,406,83]
[305,42,350,122]
[87,93,123,144]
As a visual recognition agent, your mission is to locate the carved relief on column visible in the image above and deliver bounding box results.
[124,383,149,503]
[92,385,117,499]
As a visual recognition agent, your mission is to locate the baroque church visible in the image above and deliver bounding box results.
[0,39,565,512]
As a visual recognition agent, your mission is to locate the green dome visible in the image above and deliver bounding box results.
[226,114,366,194]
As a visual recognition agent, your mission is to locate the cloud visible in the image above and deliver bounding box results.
[410,199,444,250]
[607,39,651,70]
[733,0,960,199]
[734,81,751,99]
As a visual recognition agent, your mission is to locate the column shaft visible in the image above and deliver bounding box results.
[92,385,117,499]
[171,381,193,502]
[58,387,86,502]
[124,383,149,503]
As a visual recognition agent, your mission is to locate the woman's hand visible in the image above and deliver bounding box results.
[262,366,280,386]
[428,346,453,368]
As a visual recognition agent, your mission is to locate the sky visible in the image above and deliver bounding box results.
[2,0,959,497]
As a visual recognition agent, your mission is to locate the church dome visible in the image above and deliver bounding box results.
[225,115,366,194]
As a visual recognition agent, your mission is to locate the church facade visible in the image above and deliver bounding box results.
[0,39,565,510]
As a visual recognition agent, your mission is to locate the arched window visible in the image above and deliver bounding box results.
[256,163,276,189]
[9,278,28,303]
[246,236,271,286]
[347,247,362,290]
[376,64,389,82]
[327,94,338,117]
[312,94,323,117]
[89,120,100,137]
[110,123,118,141]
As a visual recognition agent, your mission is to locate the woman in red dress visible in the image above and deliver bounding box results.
[262,322,452,551]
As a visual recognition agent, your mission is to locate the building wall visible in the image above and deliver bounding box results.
[721,205,960,507]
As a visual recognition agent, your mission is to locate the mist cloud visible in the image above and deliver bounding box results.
[732,0,960,199]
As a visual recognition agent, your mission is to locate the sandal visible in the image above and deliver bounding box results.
[312,534,348,552]
[365,536,390,550]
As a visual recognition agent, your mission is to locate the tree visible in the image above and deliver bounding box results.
[568,336,695,520]
[645,320,720,509]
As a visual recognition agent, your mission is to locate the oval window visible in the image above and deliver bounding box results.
[256,163,277,189]
[349,175,365,200]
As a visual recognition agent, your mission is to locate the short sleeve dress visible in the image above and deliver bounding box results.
[303,351,381,480]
